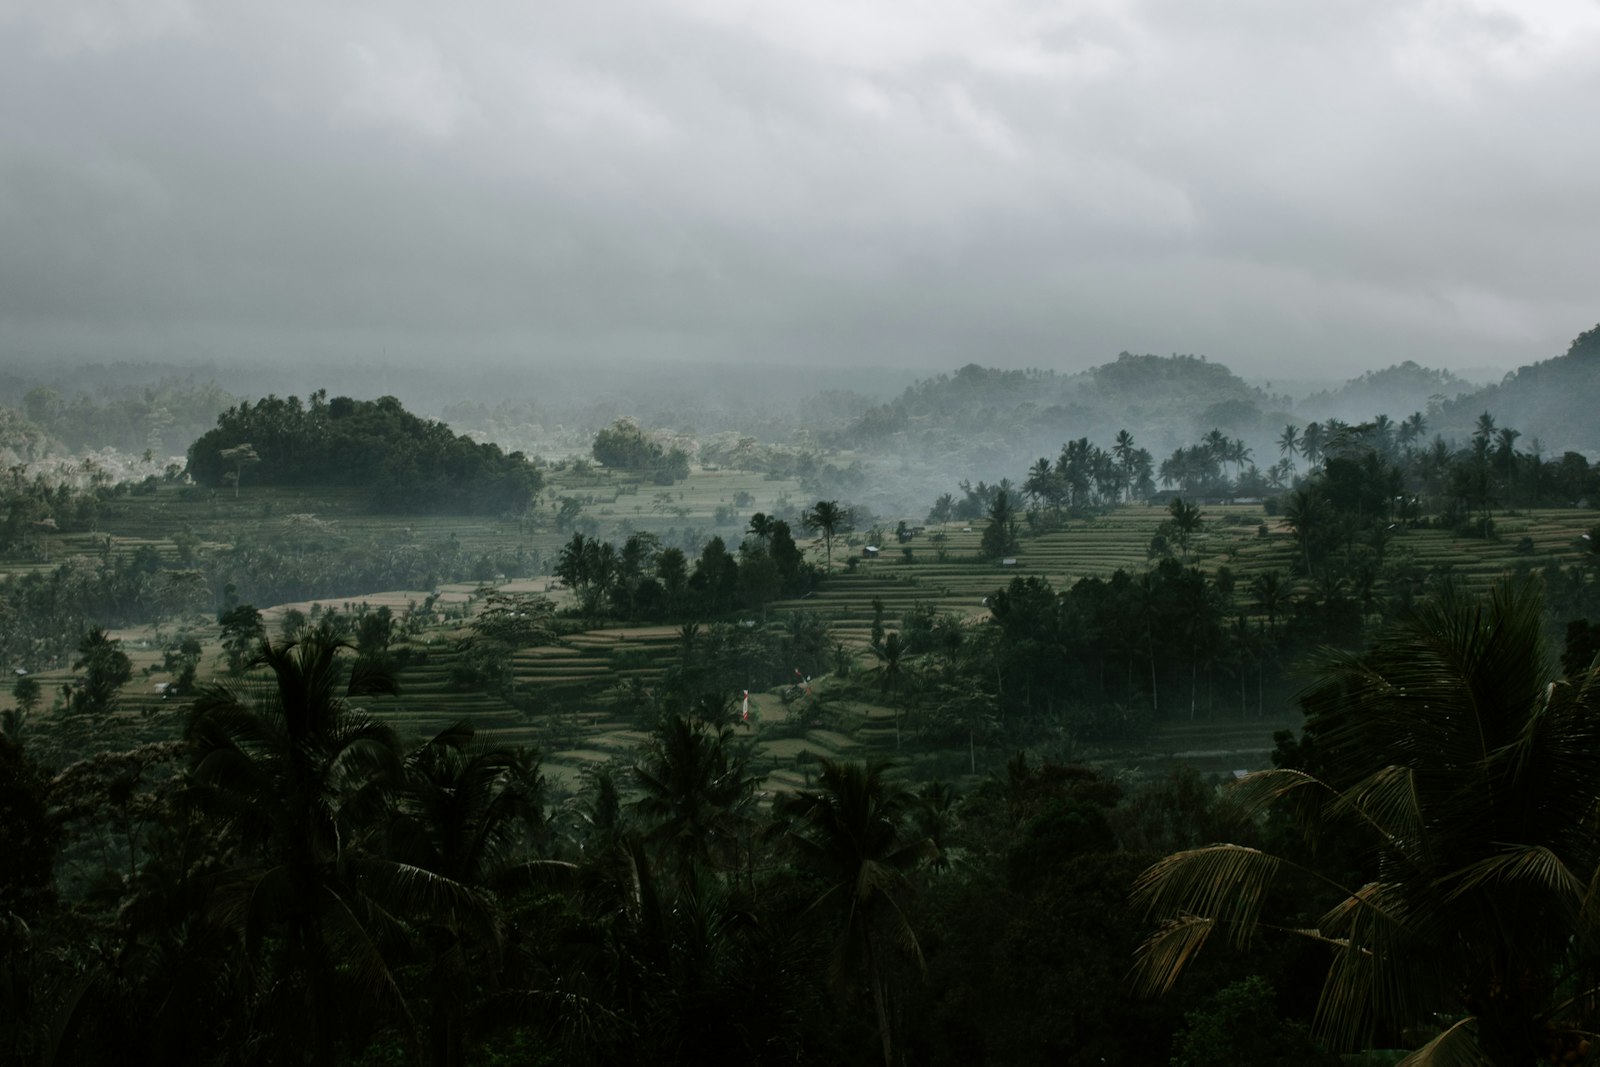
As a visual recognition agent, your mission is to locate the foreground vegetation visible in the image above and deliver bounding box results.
[6,576,1600,1066]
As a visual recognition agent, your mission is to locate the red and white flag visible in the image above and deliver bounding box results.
[741,690,750,723]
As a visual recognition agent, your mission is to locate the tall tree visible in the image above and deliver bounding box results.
[802,500,851,572]
[1165,497,1204,561]
[631,713,762,881]
[185,634,476,1065]
[980,490,1020,560]
[389,724,546,1067]
[1301,421,1325,467]
[1277,425,1300,475]
[218,604,267,675]
[775,758,934,1067]
[1023,458,1056,513]
[70,627,132,716]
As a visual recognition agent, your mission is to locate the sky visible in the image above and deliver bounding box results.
[1,0,1597,380]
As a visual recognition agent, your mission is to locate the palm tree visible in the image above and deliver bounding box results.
[1282,486,1329,577]
[1226,439,1253,482]
[1158,448,1183,491]
[1397,411,1426,454]
[979,489,1019,560]
[803,500,851,572]
[1112,428,1136,467]
[1133,580,1600,1066]
[389,724,547,1067]
[1278,424,1301,475]
[1495,426,1522,504]
[185,634,478,1065]
[1370,413,1395,457]
[1250,569,1290,638]
[775,758,934,1067]
[71,626,132,716]
[1301,421,1325,467]
[1166,496,1204,561]
[1473,410,1498,448]
[871,631,910,749]
[745,511,775,543]
[631,713,763,880]
[1023,457,1056,513]
[1135,570,1162,714]
[1113,429,1137,500]
[1420,436,1454,508]
[1138,450,1159,494]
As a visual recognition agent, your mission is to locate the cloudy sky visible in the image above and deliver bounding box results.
[1,0,1596,379]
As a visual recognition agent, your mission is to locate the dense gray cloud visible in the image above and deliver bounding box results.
[1,0,1596,378]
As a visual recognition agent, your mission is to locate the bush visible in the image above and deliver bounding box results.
[1170,976,1338,1067]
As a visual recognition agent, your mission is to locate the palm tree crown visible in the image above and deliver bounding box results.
[185,634,478,1065]
[776,757,934,1067]
[803,500,851,571]
[1133,580,1600,1065]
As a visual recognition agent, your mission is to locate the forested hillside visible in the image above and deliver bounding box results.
[1297,360,1479,425]
[187,392,543,515]
[1435,324,1600,454]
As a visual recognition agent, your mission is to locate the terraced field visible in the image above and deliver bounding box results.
[23,487,1597,798]
[1,462,812,584]
[417,501,1595,773]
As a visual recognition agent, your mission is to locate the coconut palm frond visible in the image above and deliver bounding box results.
[345,656,402,700]
[1132,844,1281,948]
[1220,767,1329,822]
[1138,580,1600,1059]
[1396,1016,1481,1067]
[1317,879,1412,942]
[493,858,580,895]
[321,889,418,1033]
[1129,914,1215,997]
[344,857,487,928]
[1328,764,1426,859]
[1314,910,1382,1050]
[1315,881,1422,1051]
[1442,843,1585,908]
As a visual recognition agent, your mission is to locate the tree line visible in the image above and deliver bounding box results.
[554,505,858,623]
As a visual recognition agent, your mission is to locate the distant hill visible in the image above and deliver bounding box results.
[836,354,1291,456]
[1433,324,1600,456]
[826,354,1296,512]
[823,330,1600,517]
[1297,361,1478,425]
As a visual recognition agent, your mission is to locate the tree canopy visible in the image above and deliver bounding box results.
[187,392,542,514]
[591,417,690,483]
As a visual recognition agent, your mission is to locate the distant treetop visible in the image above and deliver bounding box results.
[591,417,690,483]
[186,391,541,514]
